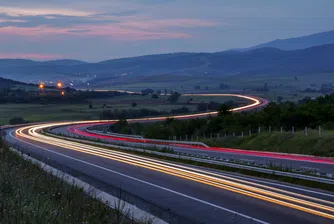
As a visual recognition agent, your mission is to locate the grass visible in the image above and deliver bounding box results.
[202,130,334,157]
[45,131,334,192]
[0,103,100,125]
[0,95,247,125]
[0,138,143,224]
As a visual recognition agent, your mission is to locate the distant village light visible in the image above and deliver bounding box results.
[57,82,62,88]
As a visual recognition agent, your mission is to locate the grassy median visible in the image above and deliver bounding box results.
[202,131,334,157]
[0,137,144,224]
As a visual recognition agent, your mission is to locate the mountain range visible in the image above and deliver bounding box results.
[0,30,333,87]
[246,30,334,51]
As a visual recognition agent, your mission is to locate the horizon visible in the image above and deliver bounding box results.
[1,39,334,63]
[1,0,334,62]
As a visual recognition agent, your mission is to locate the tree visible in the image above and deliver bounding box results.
[277,96,284,103]
[156,90,162,95]
[89,103,93,109]
[218,104,232,116]
[141,88,154,95]
[151,94,159,99]
[208,101,220,110]
[167,92,181,103]
[110,119,131,134]
[132,102,137,107]
[9,117,27,125]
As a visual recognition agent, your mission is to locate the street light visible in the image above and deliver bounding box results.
[39,83,44,89]
[57,82,62,88]
[60,91,65,96]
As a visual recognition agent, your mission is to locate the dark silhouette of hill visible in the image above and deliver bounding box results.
[0,44,333,85]
[246,30,334,51]
[0,77,31,88]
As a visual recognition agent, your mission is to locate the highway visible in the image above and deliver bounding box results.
[54,123,334,175]
[2,94,334,223]
[46,93,333,174]
[3,124,334,224]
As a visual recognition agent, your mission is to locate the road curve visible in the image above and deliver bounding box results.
[3,94,334,224]
[51,93,333,174]
[3,124,333,224]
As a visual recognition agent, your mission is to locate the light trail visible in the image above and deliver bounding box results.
[67,122,334,165]
[59,92,333,165]
[14,123,334,221]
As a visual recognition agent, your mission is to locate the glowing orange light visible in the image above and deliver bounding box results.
[61,91,65,96]
[39,84,44,89]
[57,82,62,88]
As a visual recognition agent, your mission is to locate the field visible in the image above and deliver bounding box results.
[0,94,247,125]
[92,73,333,102]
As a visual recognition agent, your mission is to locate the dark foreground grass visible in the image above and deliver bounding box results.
[0,138,140,224]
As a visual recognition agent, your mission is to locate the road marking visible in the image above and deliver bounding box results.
[10,131,269,224]
[207,170,334,198]
[48,128,334,198]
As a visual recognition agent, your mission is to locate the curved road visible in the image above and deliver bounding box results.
[3,94,334,224]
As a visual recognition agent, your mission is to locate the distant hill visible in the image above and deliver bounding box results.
[247,30,334,51]
[42,59,87,66]
[0,77,30,89]
[0,44,334,87]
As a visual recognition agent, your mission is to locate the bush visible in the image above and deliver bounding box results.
[9,117,27,125]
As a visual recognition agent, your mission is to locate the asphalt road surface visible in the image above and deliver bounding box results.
[52,124,334,175]
[3,125,334,224]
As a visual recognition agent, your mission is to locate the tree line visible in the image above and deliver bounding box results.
[0,88,129,104]
[109,94,334,139]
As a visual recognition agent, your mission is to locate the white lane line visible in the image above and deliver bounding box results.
[48,129,334,199]
[10,131,269,224]
[206,170,334,198]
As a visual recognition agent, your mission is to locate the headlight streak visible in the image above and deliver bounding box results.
[15,124,334,220]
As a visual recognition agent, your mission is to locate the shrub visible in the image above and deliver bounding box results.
[9,117,27,125]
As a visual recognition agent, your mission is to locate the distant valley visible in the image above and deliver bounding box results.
[0,30,333,93]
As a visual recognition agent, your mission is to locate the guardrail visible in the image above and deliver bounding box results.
[43,131,334,185]
[88,129,144,139]
[85,129,209,148]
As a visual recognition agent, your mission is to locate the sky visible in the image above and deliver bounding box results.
[0,0,334,62]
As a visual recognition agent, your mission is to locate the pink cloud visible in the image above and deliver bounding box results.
[0,26,68,36]
[0,53,63,60]
[0,6,93,17]
[0,19,27,23]
[0,24,190,40]
[0,18,217,41]
[121,19,217,29]
[75,24,190,40]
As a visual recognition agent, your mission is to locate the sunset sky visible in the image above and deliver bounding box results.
[0,0,333,61]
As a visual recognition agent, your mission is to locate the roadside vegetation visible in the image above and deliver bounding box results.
[0,137,141,224]
[203,131,334,157]
[109,93,334,157]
